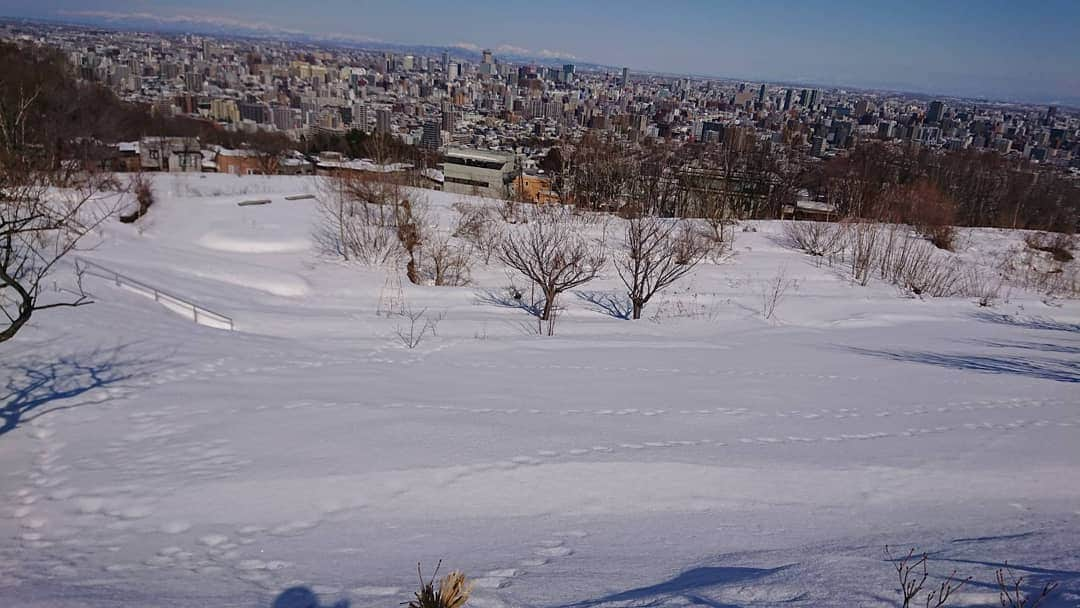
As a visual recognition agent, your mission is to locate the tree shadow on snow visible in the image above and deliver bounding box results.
[555,564,791,608]
[0,344,161,437]
[575,290,632,320]
[971,311,1080,334]
[962,338,1080,357]
[271,586,349,608]
[474,287,543,318]
[844,347,1080,383]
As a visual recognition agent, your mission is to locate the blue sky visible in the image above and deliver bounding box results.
[4,0,1079,103]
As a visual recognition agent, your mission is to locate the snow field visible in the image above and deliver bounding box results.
[0,174,1078,607]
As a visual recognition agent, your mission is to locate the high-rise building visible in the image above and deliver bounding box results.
[353,103,369,131]
[927,100,946,124]
[783,89,793,111]
[482,49,493,64]
[621,67,629,87]
[375,108,392,134]
[563,63,575,82]
[757,83,766,104]
[420,120,442,150]
[441,100,455,133]
[808,89,820,108]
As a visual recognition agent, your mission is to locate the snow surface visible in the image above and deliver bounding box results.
[1,173,1079,608]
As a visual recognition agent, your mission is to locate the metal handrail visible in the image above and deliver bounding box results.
[73,256,235,331]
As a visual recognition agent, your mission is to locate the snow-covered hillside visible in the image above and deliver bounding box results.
[2,174,1078,608]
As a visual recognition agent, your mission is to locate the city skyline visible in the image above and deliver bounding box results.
[2,0,1079,105]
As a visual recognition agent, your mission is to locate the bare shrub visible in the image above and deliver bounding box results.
[880,235,965,297]
[896,245,964,297]
[314,175,402,265]
[759,265,796,321]
[784,220,846,257]
[847,220,881,286]
[119,172,154,223]
[886,546,969,608]
[1024,231,1074,263]
[996,563,1058,608]
[420,231,472,286]
[999,242,1079,299]
[616,217,708,319]
[393,306,446,349]
[452,201,501,264]
[498,206,606,331]
[963,266,1005,306]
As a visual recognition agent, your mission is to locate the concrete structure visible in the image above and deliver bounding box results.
[139,137,201,172]
[441,147,518,198]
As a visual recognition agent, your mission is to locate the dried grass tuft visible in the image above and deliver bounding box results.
[408,561,472,608]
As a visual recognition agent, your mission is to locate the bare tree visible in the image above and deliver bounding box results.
[615,216,708,319]
[498,206,606,329]
[1,88,116,343]
[314,172,403,265]
[885,546,969,608]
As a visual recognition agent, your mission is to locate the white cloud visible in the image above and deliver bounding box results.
[451,42,482,52]
[536,49,578,60]
[495,44,531,55]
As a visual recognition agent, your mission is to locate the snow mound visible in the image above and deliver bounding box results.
[198,231,311,254]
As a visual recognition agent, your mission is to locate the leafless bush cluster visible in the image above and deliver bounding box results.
[784,219,968,297]
[315,176,404,266]
[998,241,1079,299]
[783,220,846,257]
[498,205,606,334]
[419,231,473,287]
[452,201,501,264]
[615,216,707,319]
[963,266,1006,307]
[886,547,969,608]
[847,220,883,286]
[876,227,965,297]
[1023,231,1075,263]
[317,176,479,288]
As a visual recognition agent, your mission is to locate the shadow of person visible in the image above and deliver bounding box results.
[272,586,350,608]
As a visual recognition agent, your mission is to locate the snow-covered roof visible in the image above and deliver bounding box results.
[421,168,444,183]
[316,159,414,173]
[796,200,837,213]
